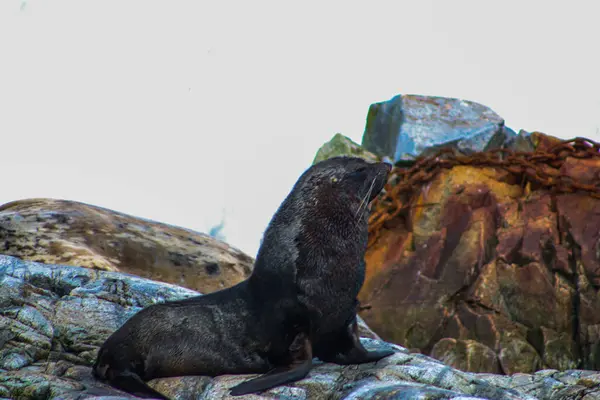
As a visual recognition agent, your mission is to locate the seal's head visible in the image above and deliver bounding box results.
[295,157,391,216]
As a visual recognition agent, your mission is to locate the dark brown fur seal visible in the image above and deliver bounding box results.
[92,156,394,398]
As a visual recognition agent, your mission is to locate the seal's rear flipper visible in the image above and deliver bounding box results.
[230,332,313,396]
[229,359,312,396]
[109,370,169,400]
[325,317,395,365]
[333,347,395,364]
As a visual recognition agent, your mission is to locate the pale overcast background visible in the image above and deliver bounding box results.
[1,1,599,257]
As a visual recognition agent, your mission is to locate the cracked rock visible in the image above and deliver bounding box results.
[361,132,600,375]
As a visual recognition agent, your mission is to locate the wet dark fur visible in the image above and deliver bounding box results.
[93,157,393,398]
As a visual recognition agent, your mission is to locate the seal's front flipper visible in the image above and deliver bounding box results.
[333,347,395,365]
[327,318,394,365]
[230,333,313,396]
[108,370,169,400]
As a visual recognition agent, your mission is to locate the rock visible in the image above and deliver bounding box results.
[360,140,600,375]
[313,133,380,164]
[0,198,253,294]
[504,130,535,152]
[362,94,510,162]
[431,339,501,374]
[4,255,600,399]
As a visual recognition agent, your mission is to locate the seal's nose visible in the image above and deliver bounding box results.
[381,156,393,170]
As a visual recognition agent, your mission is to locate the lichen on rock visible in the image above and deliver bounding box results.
[4,254,599,399]
[360,130,600,376]
[313,133,380,164]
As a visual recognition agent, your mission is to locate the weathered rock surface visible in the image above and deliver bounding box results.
[313,133,380,164]
[362,94,514,162]
[3,255,600,400]
[360,139,600,375]
[0,198,253,294]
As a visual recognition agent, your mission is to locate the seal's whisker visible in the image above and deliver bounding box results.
[356,176,377,220]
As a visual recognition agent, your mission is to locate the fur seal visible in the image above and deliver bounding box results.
[92,156,394,398]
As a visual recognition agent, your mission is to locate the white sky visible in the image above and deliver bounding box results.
[1,1,599,257]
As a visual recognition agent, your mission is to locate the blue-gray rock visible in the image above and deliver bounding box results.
[1,254,599,399]
[362,95,512,162]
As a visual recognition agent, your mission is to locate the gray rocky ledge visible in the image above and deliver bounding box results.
[1,255,599,399]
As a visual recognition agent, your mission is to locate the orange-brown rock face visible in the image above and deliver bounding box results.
[360,156,600,374]
[0,199,253,294]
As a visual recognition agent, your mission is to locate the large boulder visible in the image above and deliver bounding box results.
[362,94,514,163]
[3,254,600,399]
[0,198,253,294]
[360,132,600,375]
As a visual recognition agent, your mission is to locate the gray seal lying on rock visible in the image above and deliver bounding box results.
[92,156,394,398]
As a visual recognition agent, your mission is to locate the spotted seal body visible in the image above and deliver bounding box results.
[93,157,393,398]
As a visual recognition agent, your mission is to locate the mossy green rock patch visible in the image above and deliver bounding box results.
[313,133,379,164]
